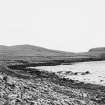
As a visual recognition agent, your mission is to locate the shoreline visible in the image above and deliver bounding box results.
[0,65,105,104]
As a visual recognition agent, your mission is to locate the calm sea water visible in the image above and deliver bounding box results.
[30,61,105,85]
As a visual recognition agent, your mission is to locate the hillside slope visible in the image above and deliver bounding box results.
[0,45,105,66]
[0,45,74,56]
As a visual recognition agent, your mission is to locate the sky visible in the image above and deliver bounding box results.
[0,0,105,52]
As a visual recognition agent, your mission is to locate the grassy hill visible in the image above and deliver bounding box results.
[0,45,105,66]
[0,45,74,56]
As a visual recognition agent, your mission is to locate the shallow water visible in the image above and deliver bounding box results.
[30,61,105,86]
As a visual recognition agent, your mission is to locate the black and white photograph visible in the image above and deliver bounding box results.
[0,0,105,105]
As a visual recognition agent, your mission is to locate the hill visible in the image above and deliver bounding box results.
[89,47,105,52]
[0,45,105,66]
[0,44,74,56]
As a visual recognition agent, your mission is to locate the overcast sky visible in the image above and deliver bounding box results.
[0,0,105,52]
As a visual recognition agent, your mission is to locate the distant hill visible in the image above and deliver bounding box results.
[89,47,105,52]
[0,45,75,57]
[0,45,105,65]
